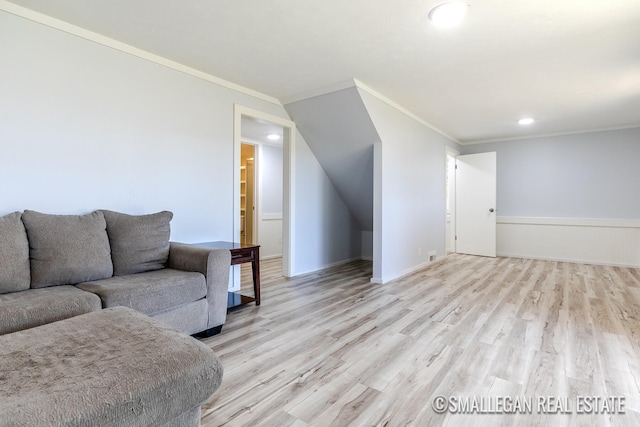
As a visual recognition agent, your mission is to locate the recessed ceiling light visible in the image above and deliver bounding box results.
[429,2,466,28]
[266,134,281,140]
[518,118,535,125]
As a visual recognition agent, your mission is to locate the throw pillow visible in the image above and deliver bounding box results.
[0,212,31,294]
[101,210,173,275]
[22,210,113,288]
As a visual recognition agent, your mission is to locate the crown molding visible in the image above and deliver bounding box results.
[0,1,281,105]
[353,79,459,143]
[283,78,459,144]
[461,124,640,145]
[280,80,357,105]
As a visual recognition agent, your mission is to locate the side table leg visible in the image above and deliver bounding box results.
[252,247,261,305]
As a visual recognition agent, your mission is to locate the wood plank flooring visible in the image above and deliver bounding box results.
[200,255,640,426]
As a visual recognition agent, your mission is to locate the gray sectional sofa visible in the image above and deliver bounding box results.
[1,306,224,427]
[0,209,231,336]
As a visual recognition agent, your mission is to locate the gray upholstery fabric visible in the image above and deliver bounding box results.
[162,407,201,427]
[0,212,31,294]
[0,286,101,335]
[21,210,113,288]
[0,307,223,427]
[77,268,206,316]
[168,243,231,329]
[152,298,208,336]
[102,210,172,275]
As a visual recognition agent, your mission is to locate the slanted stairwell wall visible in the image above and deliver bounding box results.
[285,83,461,283]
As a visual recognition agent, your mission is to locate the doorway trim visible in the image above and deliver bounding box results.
[445,146,460,254]
[234,104,296,277]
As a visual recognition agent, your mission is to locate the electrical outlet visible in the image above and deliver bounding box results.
[277,235,282,243]
[418,248,422,256]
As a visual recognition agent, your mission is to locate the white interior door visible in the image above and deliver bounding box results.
[455,152,497,257]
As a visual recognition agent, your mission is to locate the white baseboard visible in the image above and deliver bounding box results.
[370,255,446,284]
[496,252,640,269]
[497,216,640,268]
[292,257,364,277]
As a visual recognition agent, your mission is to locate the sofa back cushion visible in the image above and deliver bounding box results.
[22,210,113,288]
[0,212,31,294]
[101,210,172,275]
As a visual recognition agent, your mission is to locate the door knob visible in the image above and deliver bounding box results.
[489,208,495,213]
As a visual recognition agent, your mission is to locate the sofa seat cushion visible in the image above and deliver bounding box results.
[0,212,31,294]
[0,307,223,427]
[0,286,102,335]
[21,210,113,288]
[76,269,206,316]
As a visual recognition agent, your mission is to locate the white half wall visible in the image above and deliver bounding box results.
[259,214,283,259]
[462,128,640,267]
[498,217,640,267]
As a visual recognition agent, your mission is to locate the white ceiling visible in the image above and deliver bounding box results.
[6,0,640,143]
[241,116,283,146]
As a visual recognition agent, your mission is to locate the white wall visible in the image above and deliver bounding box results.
[462,128,640,266]
[359,89,459,283]
[0,10,359,276]
[497,217,640,267]
[292,134,362,274]
[260,144,283,215]
[284,87,377,232]
[258,144,283,259]
[461,128,640,219]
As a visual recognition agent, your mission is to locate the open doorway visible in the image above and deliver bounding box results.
[239,131,284,258]
[234,105,296,282]
[240,143,256,245]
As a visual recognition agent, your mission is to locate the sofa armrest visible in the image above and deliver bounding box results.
[167,242,231,330]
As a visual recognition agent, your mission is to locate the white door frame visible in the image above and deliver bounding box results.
[445,147,460,254]
[234,104,296,277]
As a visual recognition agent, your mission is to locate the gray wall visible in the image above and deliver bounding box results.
[285,85,462,281]
[285,87,378,232]
[260,144,283,215]
[0,10,360,275]
[359,89,459,282]
[461,128,640,219]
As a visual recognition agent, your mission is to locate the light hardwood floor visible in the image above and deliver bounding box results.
[200,255,640,426]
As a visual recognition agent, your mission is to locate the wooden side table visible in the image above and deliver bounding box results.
[192,241,260,308]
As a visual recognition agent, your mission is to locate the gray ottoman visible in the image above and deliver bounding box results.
[0,307,223,426]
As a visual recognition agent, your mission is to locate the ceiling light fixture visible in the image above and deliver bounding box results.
[428,2,466,28]
[266,134,281,141]
[518,118,535,125]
